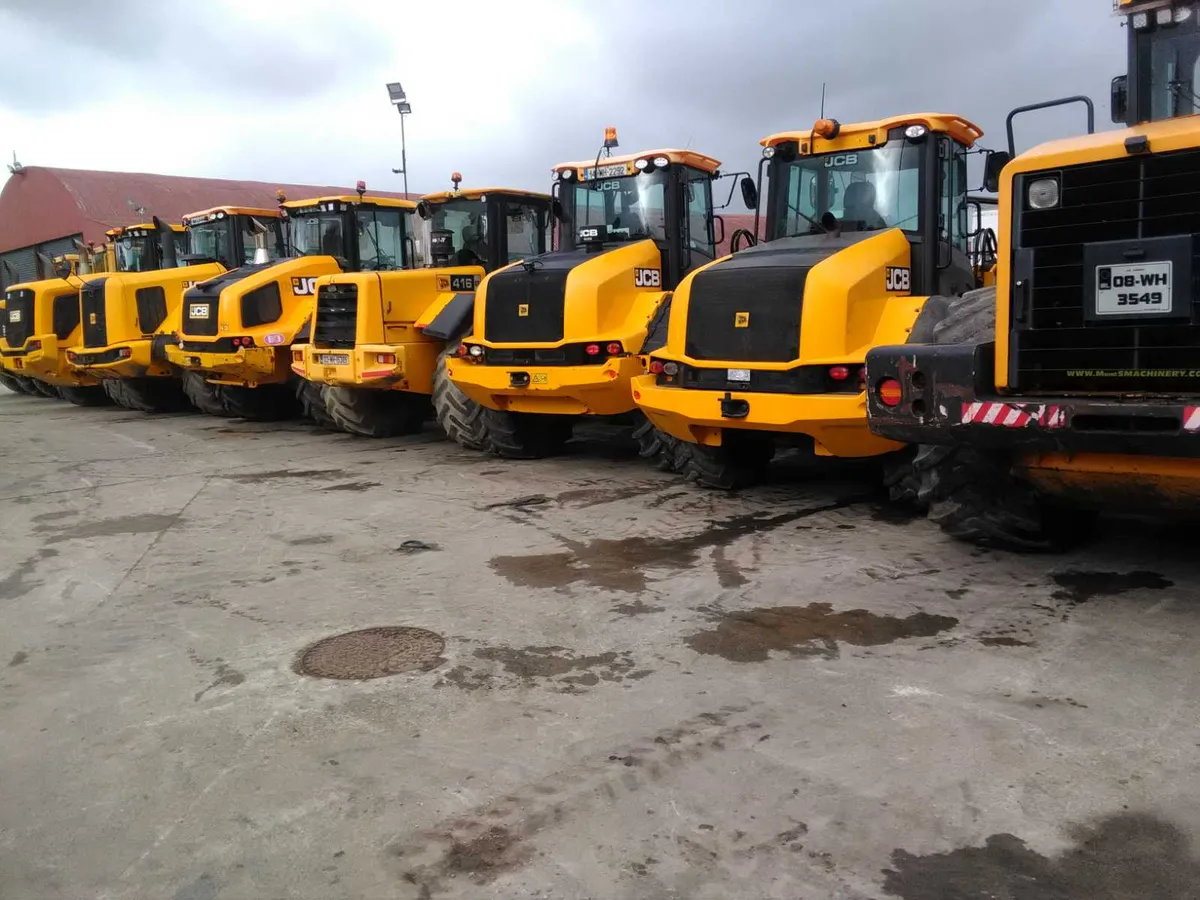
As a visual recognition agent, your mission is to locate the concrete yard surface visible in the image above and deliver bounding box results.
[2,387,1199,899]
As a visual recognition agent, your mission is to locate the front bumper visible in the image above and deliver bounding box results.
[68,340,162,379]
[1,334,98,386]
[632,374,898,457]
[165,343,288,387]
[448,355,642,416]
[866,341,1200,458]
[291,342,439,394]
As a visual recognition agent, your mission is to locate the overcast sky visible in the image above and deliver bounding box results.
[0,0,1121,203]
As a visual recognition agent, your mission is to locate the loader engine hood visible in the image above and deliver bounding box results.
[481,249,585,343]
[682,230,882,363]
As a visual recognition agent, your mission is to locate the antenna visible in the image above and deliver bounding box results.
[6,152,23,176]
[820,83,826,119]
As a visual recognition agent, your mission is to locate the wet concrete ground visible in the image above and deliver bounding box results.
[2,386,1199,899]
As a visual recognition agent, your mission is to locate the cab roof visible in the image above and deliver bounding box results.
[419,187,552,203]
[110,222,186,235]
[281,195,416,211]
[762,113,984,151]
[182,206,284,226]
[552,149,722,176]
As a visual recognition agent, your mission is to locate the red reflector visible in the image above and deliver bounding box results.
[648,360,664,374]
[456,344,469,357]
[829,365,850,381]
[878,378,903,407]
[606,342,622,355]
[585,343,601,356]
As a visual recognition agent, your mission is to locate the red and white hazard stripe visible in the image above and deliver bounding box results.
[1184,407,1200,432]
[961,402,1065,429]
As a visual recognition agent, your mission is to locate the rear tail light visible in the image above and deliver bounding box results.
[829,365,850,381]
[292,350,303,362]
[455,343,469,357]
[585,343,601,356]
[857,366,867,388]
[117,347,131,359]
[377,353,397,365]
[877,378,903,407]
[67,351,77,362]
[648,360,664,374]
[606,342,622,356]
[28,341,41,352]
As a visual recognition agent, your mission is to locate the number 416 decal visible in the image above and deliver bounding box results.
[885,266,911,292]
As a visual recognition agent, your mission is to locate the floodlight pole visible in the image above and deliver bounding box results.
[399,109,409,197]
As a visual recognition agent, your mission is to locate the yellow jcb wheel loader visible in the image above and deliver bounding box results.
[166,188,408,423]
[449,128,737,458]
[1,244,116,405]
[633,113,988,490]
[291,176,554,440]
[865,0,1200,551]
[71,210,283,413]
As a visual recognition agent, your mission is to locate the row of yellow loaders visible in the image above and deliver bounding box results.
[4,0,1200,553]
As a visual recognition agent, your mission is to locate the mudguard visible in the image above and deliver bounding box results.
[420,292,475,341]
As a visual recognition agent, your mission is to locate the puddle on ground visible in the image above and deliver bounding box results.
[612,599,666,617]
[1051,570,1173,605]
[0,548,58,599]
[489,499,871,593]
[883,812,1198,899]
[684,603,958,662]
[34,513,177,543]
[320,481,381,492]
[285,535,333,546]
[224,468,347,483]
[437,645,649,692]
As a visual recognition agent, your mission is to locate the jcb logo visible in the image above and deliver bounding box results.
[885,266,911,292]
[824,153,859,168]
[634,268,661,288]
[7,310,19,323]
[518,304,530,317]
[292,276,319,296]
[181,281,197,290]
[734,312,750,328]
[189,303,210,318]
[436,276,450,291]
[579,227,601,240]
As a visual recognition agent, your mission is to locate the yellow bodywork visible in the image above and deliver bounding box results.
[1,274,106,386]
[636,229,923,457]
[451,240,669,416]
[292,267,483,394]
[994,114,1200,390]
[165,256,337,386]
[69,264,223,379]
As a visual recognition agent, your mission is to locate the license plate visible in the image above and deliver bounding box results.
[531,373,548,385]
[319,353,349,366]
[582,163,628,180]
[1095,261,1172,316]
[727,368,751,383]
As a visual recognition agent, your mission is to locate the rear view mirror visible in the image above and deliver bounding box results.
[1111,74,1128,125]
[983,151,1012,193]
[416,200,432,220]
[739,176,758,211]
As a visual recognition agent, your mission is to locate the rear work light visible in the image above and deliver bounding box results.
[877,378,903,407]
[467,345,484,358]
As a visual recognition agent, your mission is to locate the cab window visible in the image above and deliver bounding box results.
[685,169,715,261]
[941,140,970,253]
[504,203,544,262]
[355,208,405,271]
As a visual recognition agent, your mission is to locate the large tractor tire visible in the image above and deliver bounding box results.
[676,431,775,490]
[219,383,298,421]
[432,344,490,450]
[481,408,574,459]
[908,286,1092,552]
[103,377,191,413]
[8,375,40,395]
[29,380,61,399]
[631,414,682,472]
[0,371,26,394]
[57,385,112,407]
[181,372,230,417]
[294,378,338,430]
[324,386,429,438]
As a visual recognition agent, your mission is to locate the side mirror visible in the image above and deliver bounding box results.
[739,176,758,211]
[416,200,432,220]
[983,151,1012,193]
[1111,74,1128,125]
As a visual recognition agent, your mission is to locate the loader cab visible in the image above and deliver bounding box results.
[113,223,186,273]
[181,207,286,269]
[285,195,414,273]
[761,115,984,299]
[415,187,554,271]
[552,148,723,289]
[1116,0,1200,124]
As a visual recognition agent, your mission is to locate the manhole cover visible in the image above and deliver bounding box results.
[296,627,445,680]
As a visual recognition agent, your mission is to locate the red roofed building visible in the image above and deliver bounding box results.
[0,165,413,288]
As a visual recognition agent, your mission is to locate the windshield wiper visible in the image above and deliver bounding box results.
[1168,80,1200,112]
